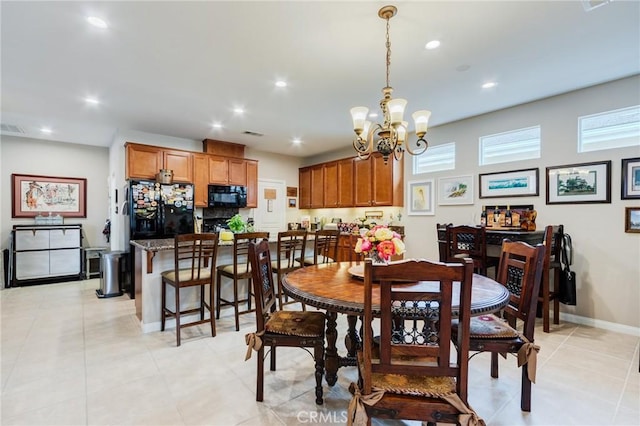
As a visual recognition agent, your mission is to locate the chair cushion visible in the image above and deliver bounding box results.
[217,264,250,274]
[161,268,211,282]
[371,371,456,397]
[265,311,325,337]
[453,314,519,339]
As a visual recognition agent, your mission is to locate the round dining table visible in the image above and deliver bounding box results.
[282,261,510,386]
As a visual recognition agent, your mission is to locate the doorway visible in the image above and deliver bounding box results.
[254,179,286,238]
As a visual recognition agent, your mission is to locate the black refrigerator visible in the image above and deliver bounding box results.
[128,180,195,240]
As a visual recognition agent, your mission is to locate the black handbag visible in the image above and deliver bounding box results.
[559,234,576,305]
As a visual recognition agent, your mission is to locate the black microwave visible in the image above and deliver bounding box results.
[208,185,247,208]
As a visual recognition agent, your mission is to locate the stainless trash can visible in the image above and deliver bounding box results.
[97,251,124,298]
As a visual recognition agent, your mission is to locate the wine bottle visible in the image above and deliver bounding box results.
[493,206,500,225]
[480,205,487,226]
[505,204,512,226]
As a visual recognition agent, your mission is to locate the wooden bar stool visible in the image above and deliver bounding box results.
[271,230,307,309]
[216,231,269,331]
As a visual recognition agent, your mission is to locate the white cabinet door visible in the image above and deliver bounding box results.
[15,229,50,250]
[49,229,80,249]
[49,249,81,276]
[15,251,50,279]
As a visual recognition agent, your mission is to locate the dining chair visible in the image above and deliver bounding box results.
[271,230,307,309]
[538,225,563,332]
[452,239,545,412]
[301,229,339,265]
[160,233,219,346]
[215,231,269,331]
[436,222,453,262]
[446,224,499,277]
[348,257,485,425]
[245,239,326,405]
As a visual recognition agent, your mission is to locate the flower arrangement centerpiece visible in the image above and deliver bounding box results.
[354,225,405,263]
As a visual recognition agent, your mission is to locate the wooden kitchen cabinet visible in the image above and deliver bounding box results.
[208,155,230,184]
[193,153,209,207]
[246,160,258,208]
[299,167,311,209]
[323,161,339,207]
[323,159,354,208]
[163,150,192,183]
[310,165,324,208]
[354,153,403,207]
[228,158,247,186]
[126,143,162,180]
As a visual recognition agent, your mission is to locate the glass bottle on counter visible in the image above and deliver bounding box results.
[505,205,512,227]
[480,206,487,226]
[493,206,500,226]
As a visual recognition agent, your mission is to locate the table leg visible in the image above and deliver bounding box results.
[344,315,361,357]
[324,310,338,386]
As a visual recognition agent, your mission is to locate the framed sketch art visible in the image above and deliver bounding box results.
[625,207,640,233]
[407,180,435,216]
[12,174,87,218]
[622,157,640,199]
[479,168,539,198]
[546,161,611,205]
[438,175,474,205]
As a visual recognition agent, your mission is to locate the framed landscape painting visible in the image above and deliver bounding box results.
[438,175,474,205]
[625,207,640,233]
[546,161,611,204]
[12,174,87,218]
[621,157,640,199]
[479,168,539,198]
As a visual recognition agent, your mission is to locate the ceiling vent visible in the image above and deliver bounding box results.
[243,131,264,137]
[581,0,610,12]
[0,123,26,134]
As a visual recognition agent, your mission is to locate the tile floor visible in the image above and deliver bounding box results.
[1,278,639,425]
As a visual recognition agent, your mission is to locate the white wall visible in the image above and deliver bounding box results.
[402,76,640,330]
[1,137,110,252]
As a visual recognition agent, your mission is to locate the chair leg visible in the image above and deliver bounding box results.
[215,271,222,319]
[270,346,277,371]
[521,364,532,412]
[256,346,265,402]
[542,271,550,333]
[161,279,166,332]
[314,343,325,405]
[491,352,499,378]
[553,268,561,325]
[200,285,205,321]
[175,285,181,347]
[247,278,253,311]
[209,283,216,338]
[233,277,240,332]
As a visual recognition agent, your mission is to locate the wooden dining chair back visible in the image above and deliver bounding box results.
[436,223,453,262]
[539,225,562,332]
[161,233,219,346]
[302,229,340,265]
[272,230,308,309]
[246,239,326,405]
[446,224,498,276]
[216,231,269,331]
[454,239,545,412]
[349,257,485,425]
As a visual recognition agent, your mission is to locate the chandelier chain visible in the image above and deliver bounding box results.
[385,16,391,88]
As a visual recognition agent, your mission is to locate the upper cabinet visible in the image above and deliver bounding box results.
[246,160,258,208]
[193,153,209,207]
[163,150,192,183]
[126,144,163,180]
[299,153,402,209]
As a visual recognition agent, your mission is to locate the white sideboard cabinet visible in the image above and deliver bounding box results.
[11,224,83,286]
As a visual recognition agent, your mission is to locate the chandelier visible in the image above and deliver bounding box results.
[350,5,431,164]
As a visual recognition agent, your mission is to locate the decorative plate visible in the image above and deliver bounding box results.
[348,264,365,279]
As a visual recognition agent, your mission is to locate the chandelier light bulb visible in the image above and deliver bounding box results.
[387,98,407,125]
[350,107,369,134]
[412,110,432,137]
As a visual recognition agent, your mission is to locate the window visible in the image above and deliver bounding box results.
[413,142,455,174]
[479,126,540,166]
[578,105,640,152]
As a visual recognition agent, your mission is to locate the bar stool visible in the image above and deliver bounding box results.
[161,233,219,346]
[271,230,307,309]
[216,231,269,331]
[301,229,339,266]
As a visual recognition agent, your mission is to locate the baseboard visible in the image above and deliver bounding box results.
[561,312,640,337]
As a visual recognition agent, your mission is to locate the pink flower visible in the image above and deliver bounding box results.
[376,240,396,260]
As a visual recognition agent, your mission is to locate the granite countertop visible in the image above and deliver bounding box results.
[130,238,234,252]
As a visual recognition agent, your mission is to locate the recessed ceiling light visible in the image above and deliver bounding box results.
[368,112,378,118]
[40,127,52,134]
[275,80,287,88]
[87,16,108,29]
[85,97,100,105]
[482,82,498,89]
[292,138,302,145]
[212,122,223,129]
[233,107,244,114]
[425,40,440,50]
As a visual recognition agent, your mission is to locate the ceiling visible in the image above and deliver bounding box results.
[2,1,639,158]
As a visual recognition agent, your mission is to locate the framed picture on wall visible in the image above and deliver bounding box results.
[11,174,87,218]
[622,157,640,199]
[625,207,640,233]
[546,161,611,204]
[438,175,474,205]
[407,180,435,216]
[479,168,539,198]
